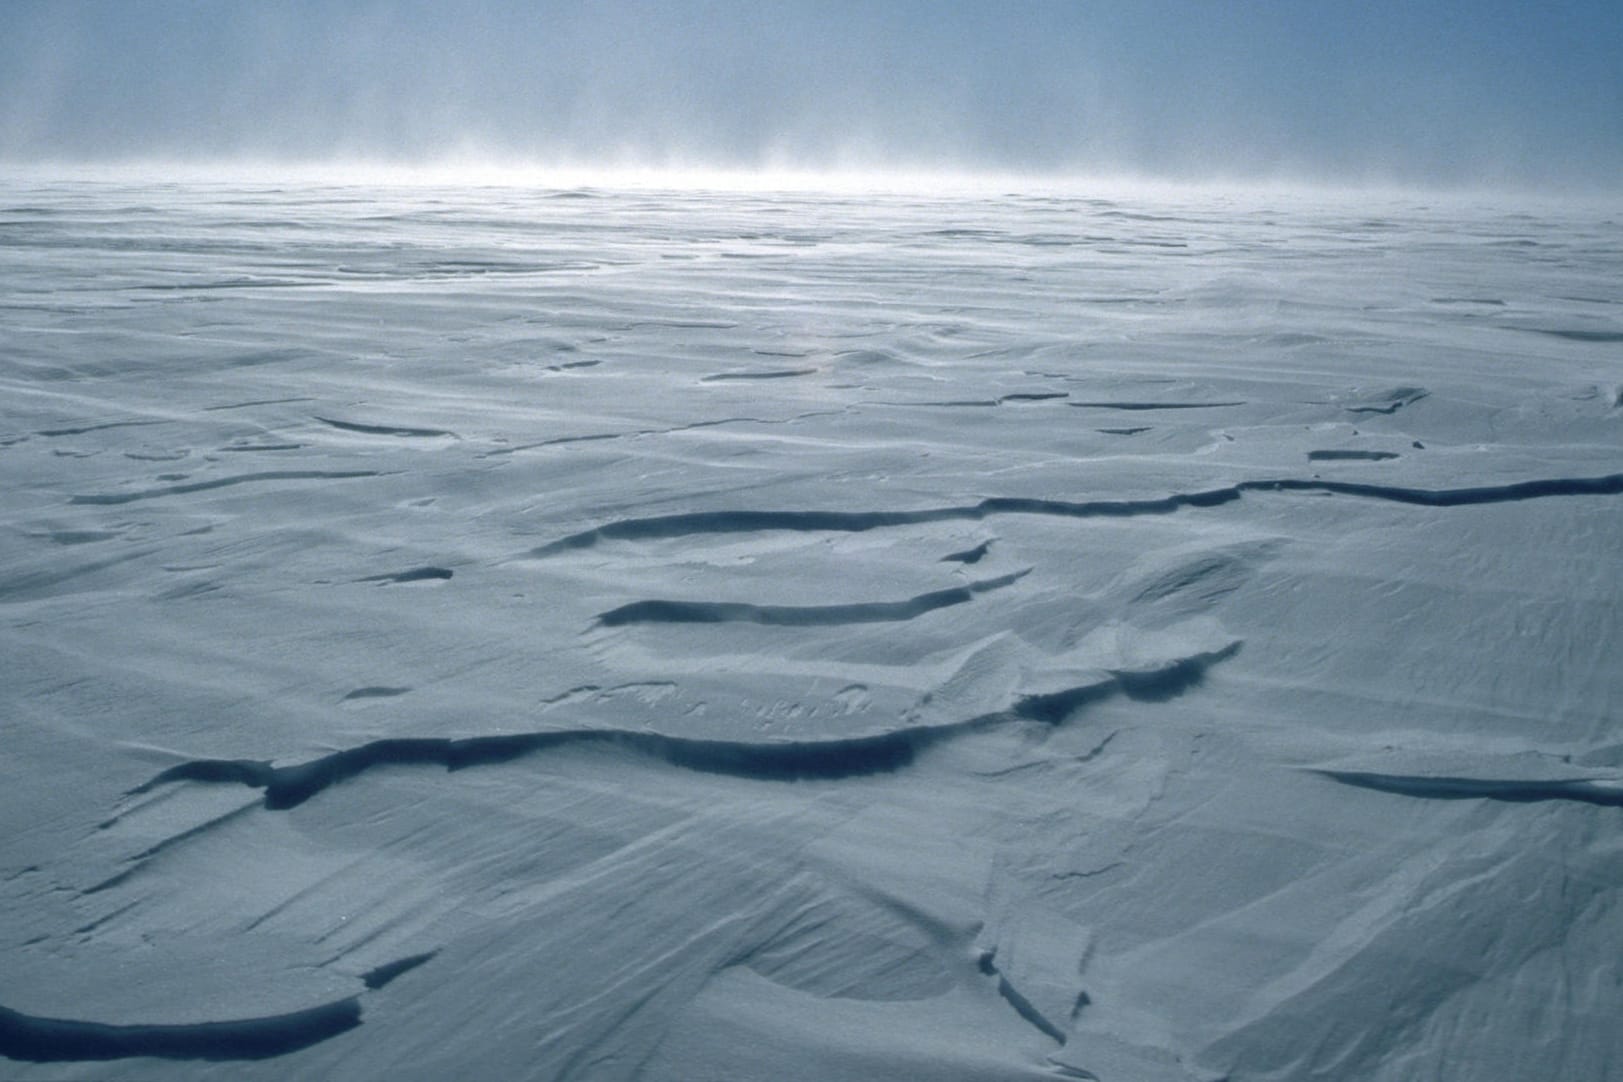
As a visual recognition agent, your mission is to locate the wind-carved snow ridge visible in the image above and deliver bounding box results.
[529,495,1240,554]
[356,567,454,584]
[0,947,442,1063]
[530,474,1623,554]
[359,952,439,991]
[978,947,1070,1044]
[1317,770,1623,806]
[1067,400,1247,410]
[941,539,994,564]
[124,642,1241,812]
[596,569,1030,627]
[314,417,458,439]
[0,998,362,1063]
[1306,450,1400,462]
[1339,386,1430,414]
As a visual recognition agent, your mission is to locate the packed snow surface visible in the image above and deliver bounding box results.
[2,178,1621,1080]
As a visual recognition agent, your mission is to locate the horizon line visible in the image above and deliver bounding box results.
[1,157,1616,204]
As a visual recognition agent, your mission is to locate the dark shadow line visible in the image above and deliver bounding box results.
[1316,770,1623,807]
[0,998,361,1062]
[128,645,1242,811]
[529,474,1623,555]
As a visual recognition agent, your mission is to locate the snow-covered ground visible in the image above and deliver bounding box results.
[2,177,1620,1080]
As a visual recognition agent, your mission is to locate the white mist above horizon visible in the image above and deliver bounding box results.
[6,155,1618,209]
[5,3,1621,200]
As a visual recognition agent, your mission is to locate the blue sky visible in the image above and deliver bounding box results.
[2,1,1619,188]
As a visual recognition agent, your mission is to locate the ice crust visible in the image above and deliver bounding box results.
[1,179,1620,1080]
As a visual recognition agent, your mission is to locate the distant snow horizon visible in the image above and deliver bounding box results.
[5,157,1621,205]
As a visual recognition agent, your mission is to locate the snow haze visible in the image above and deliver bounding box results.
[2,1,1620,190]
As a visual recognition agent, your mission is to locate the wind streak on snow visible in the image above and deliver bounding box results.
[125,644,1240,811]
[529,474,1623,554]
[68,470,382,505]
[37,419,172,437]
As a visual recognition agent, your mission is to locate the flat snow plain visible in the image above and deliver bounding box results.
[2,177,1621,1081]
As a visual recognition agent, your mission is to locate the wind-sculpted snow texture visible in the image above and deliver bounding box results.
[2,180,1621,1081]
